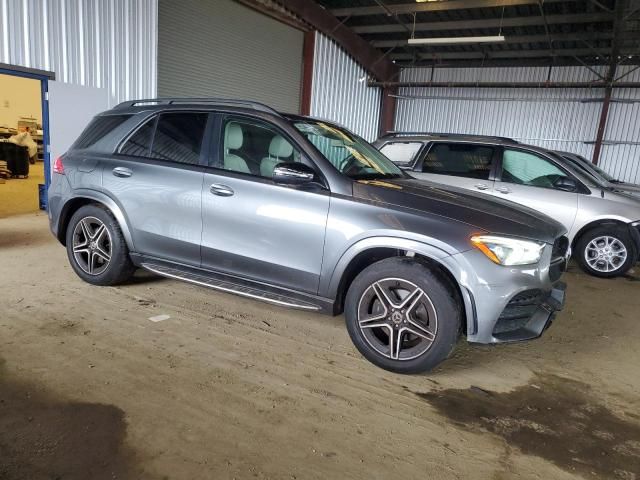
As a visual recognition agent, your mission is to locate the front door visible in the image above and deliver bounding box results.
[200,115,330,294]
[490,148,579,231]
[412,142,498,195]
[101,111,210,266]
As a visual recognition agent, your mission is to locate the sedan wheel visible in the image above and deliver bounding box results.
[576,225,636,278]
[584,235,627,274]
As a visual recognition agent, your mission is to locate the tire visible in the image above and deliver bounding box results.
[575,225,637,278]
[344,257,461,374]
[65,204,135,286]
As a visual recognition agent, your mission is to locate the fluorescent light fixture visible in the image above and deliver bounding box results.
[408,35,505,45]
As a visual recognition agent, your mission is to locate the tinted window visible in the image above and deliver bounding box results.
[74,114,131,149]
[150,113,208,165]
[221,118,301,178]
[120,118,155,157]
[379,142,423,165]
[501,149,569,189]
[422,143,494,180]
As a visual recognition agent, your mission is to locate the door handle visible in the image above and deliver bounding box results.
[210,184,234,197]
[496,186,511,194]
[112,167,132,178]
[474,183,489,190]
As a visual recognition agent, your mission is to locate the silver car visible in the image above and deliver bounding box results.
[375,134,640,278]
[48,99,569,374]
[556,150,640,196]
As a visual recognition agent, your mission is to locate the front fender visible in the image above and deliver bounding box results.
[323,236,452,299]
[61,189,135,251]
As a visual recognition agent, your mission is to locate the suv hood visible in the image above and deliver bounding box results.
[354,178,566,244]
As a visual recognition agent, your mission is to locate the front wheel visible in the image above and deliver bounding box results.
[575,225,636,278]
[344,257,461,374]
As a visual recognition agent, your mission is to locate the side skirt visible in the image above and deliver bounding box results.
[131,255,335,314]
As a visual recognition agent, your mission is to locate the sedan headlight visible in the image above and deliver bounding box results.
[470,235,545,266]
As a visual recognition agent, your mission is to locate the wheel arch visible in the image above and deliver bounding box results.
[571,218,631,250]
[57,191,135,251]
[328,238,469,333]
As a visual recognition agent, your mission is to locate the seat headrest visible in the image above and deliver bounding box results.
[269,135,293,158]
[225,124,243,150]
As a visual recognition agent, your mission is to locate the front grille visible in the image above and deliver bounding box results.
[549,235,570,282]
[493,289,546,335]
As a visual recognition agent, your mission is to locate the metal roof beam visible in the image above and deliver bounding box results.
[352,12,615,34]
[330,0,565,17]
[271,0,399,81]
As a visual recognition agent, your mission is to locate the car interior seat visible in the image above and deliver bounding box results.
[260,135,294,177]
[224,123,250,173]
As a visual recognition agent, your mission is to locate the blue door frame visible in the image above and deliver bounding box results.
[0,66,53,209]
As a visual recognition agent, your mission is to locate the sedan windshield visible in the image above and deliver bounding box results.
[293,120,404,180]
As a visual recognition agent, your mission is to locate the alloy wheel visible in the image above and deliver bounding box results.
[584,235,628,273]
[72,216,112,275]
[357,278,438,361]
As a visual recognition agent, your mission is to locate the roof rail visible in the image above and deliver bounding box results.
[383,131,519,143]
[113,97,281,116]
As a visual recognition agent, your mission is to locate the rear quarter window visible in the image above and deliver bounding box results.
[73,114,132,149]
[379,142,423,166]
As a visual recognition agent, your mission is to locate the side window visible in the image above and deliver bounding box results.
[119,118,155,157]
[422,143,494,180]
[150,112,208,165]
[379,142,423,166]
[221,118,301,178]
[501,149,568,189]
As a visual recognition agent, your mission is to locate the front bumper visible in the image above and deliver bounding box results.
[443,240,569,345]
[490,282,566,342]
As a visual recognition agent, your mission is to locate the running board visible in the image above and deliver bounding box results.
[141,262,322,311]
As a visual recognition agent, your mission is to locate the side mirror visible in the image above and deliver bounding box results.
[555,176,578,192]
[273,162,316,186]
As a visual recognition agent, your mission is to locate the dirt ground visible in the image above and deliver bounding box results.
[1,213,639,480]
[0,162,44,218]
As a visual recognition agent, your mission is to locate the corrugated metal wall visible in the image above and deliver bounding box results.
[0,0,157,104]
[600,65,640,184]
[394,65,640,183]
[395,66,604,159]
[310,32,381,141]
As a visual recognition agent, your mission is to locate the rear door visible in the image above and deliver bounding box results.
[101,111,210,266]
[412,142,498,194]
[490,147,579,230]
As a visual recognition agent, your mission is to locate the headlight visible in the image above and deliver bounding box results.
[470,235,545,266]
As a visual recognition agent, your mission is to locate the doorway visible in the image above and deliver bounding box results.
[0,66,52,219]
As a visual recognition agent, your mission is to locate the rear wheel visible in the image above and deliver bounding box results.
[575,225,636,278]
[65,204,135,285]
[344,257,461,374]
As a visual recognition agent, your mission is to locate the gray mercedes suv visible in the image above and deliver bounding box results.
[48,98,568,374]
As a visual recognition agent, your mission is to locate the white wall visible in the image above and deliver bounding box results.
[310,32,381,141]
[0,73,41,128]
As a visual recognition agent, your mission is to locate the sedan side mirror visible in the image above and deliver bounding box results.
[273,162,316,186]
[554,176,578,192]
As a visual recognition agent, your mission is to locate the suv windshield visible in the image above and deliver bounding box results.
[293,120,404,180]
